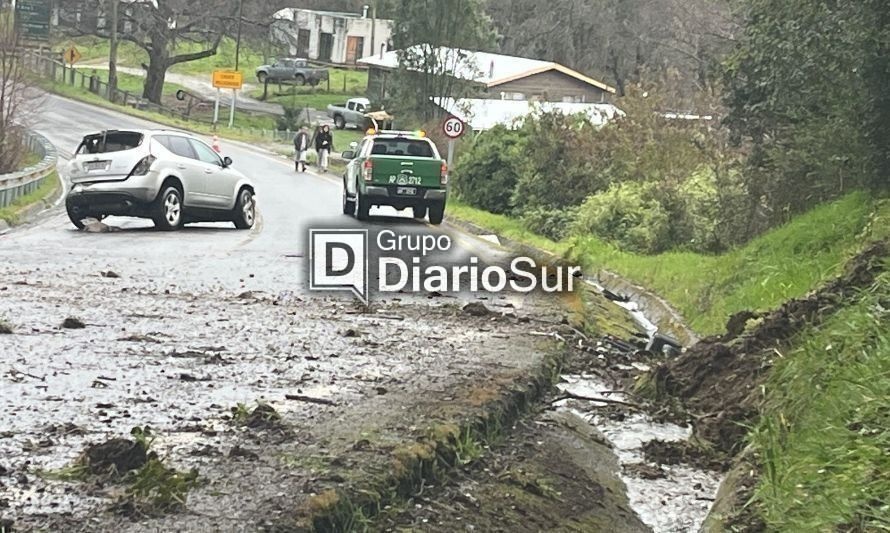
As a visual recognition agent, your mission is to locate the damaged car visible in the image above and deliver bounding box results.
[65,129,256,231]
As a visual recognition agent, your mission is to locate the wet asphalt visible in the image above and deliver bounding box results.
[0,93,547,529]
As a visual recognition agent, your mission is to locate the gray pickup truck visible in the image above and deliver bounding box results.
[255,58,329,86]
[327,98,372,130]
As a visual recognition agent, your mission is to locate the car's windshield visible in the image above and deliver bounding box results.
[76,131,143,154]
[370,139,435,157]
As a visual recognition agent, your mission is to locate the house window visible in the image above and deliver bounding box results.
[500,92,526,101]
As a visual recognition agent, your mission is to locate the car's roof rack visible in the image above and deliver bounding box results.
[366,129,427,138]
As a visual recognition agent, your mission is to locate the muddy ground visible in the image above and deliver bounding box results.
[0,249,576,531]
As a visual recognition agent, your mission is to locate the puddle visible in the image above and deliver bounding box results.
[556,375,721,532]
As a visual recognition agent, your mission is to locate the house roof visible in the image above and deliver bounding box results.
[432,97,624,131]
[273,8,381,21]
[359,46,616,94]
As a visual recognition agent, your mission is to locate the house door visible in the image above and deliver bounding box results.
[297,29,310,57]
[318,33,334,63]
[346,36,365,64]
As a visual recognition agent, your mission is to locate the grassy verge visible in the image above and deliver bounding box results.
[747,268,889,530]
[446,192,890,335]
[0,172,60,225]
[37,78,280,145]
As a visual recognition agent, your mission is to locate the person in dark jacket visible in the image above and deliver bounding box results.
[293,127,310,172]
[314,125,334,173]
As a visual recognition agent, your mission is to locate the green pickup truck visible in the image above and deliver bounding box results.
[341,130,448,224]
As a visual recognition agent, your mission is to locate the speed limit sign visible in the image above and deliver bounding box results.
[443,116,466,139]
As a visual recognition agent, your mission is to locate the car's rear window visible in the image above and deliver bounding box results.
[77,131,143,154]
[370,139,435,158]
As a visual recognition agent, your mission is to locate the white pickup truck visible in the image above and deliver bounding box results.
[326,98,371,130]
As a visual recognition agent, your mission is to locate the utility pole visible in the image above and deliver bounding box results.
[108,0,119,98]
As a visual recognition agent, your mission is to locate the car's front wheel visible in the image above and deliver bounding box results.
[257,72,268,83]
[152,186,185,231]
[294,74,306,86]
[233,188,256,230]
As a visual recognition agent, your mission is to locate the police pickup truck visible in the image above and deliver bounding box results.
[341,129,448,224]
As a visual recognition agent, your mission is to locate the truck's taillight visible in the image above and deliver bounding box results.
[363,160,373,182]
[440,162,449,186]
[129,155,156,177]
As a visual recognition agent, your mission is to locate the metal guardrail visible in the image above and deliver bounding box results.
[0,131,58,209]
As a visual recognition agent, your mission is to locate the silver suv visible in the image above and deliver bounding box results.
[65,129,256,231]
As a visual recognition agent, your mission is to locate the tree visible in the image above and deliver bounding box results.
[388,0,496,120]
[0,14,39,174]
[59,0,237,104]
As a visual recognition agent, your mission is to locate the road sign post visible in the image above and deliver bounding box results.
[442,116,466,169]
[212,70,243,128]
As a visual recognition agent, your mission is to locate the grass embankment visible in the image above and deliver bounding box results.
[37,77,281,144]
[748,268,889,530]
[249,68,368,110]
[447,191,890,335]
[0,171,60,225]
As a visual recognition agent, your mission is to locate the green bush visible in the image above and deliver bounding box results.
[518,206,579,241]
[452,125,521,214]
[572,181,672,254]
[678,167,751,252]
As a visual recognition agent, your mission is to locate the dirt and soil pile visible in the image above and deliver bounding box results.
[647,240,888,454]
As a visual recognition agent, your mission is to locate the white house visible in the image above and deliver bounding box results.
[433,97,624,132]
[271,7,393,65]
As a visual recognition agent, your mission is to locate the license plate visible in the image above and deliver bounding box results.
[396,187,416,196]
[86,160,108,171]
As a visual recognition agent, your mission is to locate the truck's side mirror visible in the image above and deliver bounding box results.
[342,150,355,160]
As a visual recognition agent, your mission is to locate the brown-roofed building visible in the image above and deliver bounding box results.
[358,46,616,104]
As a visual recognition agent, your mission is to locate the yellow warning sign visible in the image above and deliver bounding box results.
[212,70,243,90]
[63,46,82,65]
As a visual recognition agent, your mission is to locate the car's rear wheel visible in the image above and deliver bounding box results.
[233,188,256,230]
[412,206,427,219]
[294,74,306,86]
[334,115,346,130]
[355,188,370,221]
[66,201,86,230]
[428,202,445,225]
[153,186,184,231]
[257,72,268,83]
[342,179,356,215]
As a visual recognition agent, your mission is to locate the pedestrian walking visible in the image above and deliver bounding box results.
[293,127,310,173]
[315,125,334,173]
[212,135,222,153]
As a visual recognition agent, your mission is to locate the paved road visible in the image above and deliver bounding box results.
[0,93,547,530]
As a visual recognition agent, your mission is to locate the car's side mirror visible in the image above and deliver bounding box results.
[222,156,233,167]
[342,150,355,160]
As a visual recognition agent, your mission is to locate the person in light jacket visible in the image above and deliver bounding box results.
[314,125,334,173]
[293,127,310,173]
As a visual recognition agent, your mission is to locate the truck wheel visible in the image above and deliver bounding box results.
[334,115,346,130]
[428,202,445,225]
[152,186,185,231]
[342,180,356,216]
[257,72,267,83]
[355,189,371,221]
[294,74,306,86]
[412,206,427,219]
